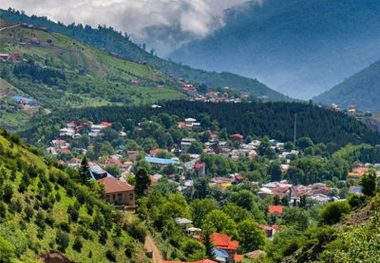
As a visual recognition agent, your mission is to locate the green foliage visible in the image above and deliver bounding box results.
[319,201,351,225]
[360,170,377,196]
[237,219,266,253]
[135,167,151,197]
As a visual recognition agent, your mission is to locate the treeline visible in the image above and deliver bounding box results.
[13,62,66,86]
[23,101,380,147]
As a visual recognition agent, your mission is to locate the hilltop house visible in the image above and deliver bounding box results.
[98,176,135,207]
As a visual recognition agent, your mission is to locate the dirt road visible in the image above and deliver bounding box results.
[144,234,163,263]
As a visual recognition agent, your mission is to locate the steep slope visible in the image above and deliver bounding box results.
[0,129,148,262]
[314,60,380,112]
[283,193,380,262]
[0,8,289,101]
[171,0,380,99]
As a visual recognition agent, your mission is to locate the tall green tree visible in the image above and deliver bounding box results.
[360,170,377,196]
[135,168,151,197]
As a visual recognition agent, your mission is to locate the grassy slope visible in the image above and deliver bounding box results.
[0,24,185,130]
[0,130,148,262]
[314,60,380,112]
[0,9,290,101]
[283,193,380,263]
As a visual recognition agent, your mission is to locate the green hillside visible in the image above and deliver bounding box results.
[0,8,290,102]
[0,128,148,262]
[282,192,380,263]
[0,22,185,130]
[314,60,380,112]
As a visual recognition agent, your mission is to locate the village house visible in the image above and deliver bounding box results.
[184,118,201,130]
[88,121,112,137]
[144,156,179,167]
[230,134,244,144]
[268,205,284,217]
[181,137,197,152]
[347,166,369,180]
[98,176,135,208]
[210,233,243,262]
[259,225,281,239]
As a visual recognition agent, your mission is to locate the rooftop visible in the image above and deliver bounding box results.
[98,176,134,194]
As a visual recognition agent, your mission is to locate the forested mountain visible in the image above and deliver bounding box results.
[314,60,380,112]
[22,101,380,148]
[0,20,184,130]
[0,129,148,262]
[170,0,380,99]
[0,8,289,101]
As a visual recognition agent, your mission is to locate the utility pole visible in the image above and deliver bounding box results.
[293,113,297,145]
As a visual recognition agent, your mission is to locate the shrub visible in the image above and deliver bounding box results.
[72,236,83,252]
[105,250,116,262]
[320,201,351,225]
[56,230,70,252]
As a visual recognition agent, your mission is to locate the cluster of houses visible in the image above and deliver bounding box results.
[258,180,337,204]
[180,83,248,103]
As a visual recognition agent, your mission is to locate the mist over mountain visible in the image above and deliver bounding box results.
[314,60,380,112]
[170,0,380,99]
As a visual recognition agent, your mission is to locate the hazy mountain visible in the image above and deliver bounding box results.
[314,60,380,112]
[170,0,380,99]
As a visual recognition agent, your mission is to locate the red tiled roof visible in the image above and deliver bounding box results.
[268,205,284,216]
[100,121,112,127]
[211,233,239,251]
[194,162,205,169]
[98,177,134,194]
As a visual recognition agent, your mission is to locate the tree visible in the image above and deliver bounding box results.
[320,201,351,225]
[181,239,206,261]
[191,198,218,227]
[193,177,210,199]
[237,219,266,253]
[56,230,70,252]
[135,168,151,197]
[72,236,83,252]
[281,207,309,231]
[188,142,204,154]
[269,161,282,182]
[79,157,91,185]
[297,137,314,150]
[360,170,377,196]
[2,184,13,203]
[202,210,237,237]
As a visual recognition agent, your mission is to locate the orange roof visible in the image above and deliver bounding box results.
[98,177,134,194]
[211,233,239,251]
[268,205,284,216]
[149,148,167,156]
[194,162,205,169]
[234,254,244,261]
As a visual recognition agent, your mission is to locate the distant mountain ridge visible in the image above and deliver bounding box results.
[0,8,290,102]
[314,60,380,112]
[170,0,380,99]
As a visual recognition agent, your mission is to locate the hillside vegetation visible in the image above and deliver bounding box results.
[314,60,380,112]
[281,192,380,263]
[0,8,289,101]
[22,101,380,148]
[0,23,184,107]
[0,129,148,262]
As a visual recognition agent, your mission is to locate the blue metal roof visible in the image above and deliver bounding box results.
[144,156,179,165]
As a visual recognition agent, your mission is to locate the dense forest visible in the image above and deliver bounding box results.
[0,8,289,101]
[22,101,380,148]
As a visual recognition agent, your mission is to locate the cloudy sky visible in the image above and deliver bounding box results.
[3,0,252,56]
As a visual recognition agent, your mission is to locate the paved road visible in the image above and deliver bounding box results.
[144,234,163,263]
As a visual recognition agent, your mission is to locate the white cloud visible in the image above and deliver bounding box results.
[2,0,250,55]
